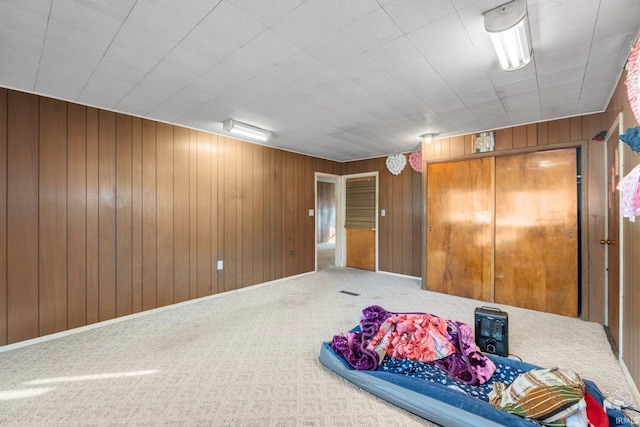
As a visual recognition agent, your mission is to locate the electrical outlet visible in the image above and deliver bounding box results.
[217,260,223,270]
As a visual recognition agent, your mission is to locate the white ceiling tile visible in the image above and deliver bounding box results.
[225,0,303,26]
[202,48,272,89]
[79,0,137,21]
[148,0,222,24]
[383,0,455,34]
[386,57,447,92]
[49,1,122,43]
[305,34,362,68]
[305,0,381,30]
[409,12,467,55]
[242,29,301,65]
[276,51,328,82]
[339,8,404,52]
[0,0,634,161]
[35,61,93,100]
[177,26,238,65]
[271,4,332,49]
[116,85,173,115]
[0,46,40,91]
[365,36,422,70]
[0,2,48,56]
[101,42,161,75]
[198,1,266,47]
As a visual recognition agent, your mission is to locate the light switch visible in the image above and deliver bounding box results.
[309,209,314,216]
[381,209,386,217]
[217,260,223,270]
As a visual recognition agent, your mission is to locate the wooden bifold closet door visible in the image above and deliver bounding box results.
[426,148,578,317]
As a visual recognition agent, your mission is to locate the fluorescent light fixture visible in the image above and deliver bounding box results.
[223,119,273,143]
[484,0,532,71]
[421,133,438,144]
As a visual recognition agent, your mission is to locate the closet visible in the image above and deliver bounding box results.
[426,148,578,317]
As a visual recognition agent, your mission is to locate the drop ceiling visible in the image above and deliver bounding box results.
[1,0,639,161]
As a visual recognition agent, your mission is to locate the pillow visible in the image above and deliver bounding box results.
[488,368,585,426]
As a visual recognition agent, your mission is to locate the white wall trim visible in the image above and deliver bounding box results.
[377,270,421,281]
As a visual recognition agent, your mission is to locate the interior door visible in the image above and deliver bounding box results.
[604,116,621,350]
[345,175,376,271]
[494,149,579,317]
[426,158,494,301]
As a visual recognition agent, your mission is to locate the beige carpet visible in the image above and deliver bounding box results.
[0,267,635,426]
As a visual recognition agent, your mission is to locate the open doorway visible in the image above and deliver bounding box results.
[316,173,340,270]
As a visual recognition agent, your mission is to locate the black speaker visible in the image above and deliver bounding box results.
[474,306,509,357]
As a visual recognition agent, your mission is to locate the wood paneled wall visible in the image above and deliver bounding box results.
[343,158,422,277]
[0,88,342,346]
[605,71,640,391]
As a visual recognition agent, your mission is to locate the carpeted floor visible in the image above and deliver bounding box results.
[0,267,635,426]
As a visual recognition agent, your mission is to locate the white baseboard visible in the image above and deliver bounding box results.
[0,271,314,354]
[377,270,421,280]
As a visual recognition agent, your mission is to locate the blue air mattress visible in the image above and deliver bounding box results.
[318,341,630,427]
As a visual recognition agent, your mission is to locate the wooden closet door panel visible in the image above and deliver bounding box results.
[494,149,578,317]
[426,158,493,301]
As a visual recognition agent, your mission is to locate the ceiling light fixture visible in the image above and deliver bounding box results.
[421,133,438,144]
[223,119,273,143]
[483,0,533,71]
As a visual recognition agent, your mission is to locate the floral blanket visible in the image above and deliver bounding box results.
[331,305,496,385]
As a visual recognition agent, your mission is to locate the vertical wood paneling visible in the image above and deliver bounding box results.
[570,117,582,141]
[141,120,157,311]
[526,123,538,147]
[223,137,238,292]
[263,147,274,281]
[299,156,319,273]
[115,114,133,317]
[495,128,512,151]
[210,134,218,295]
[196,131,211,297]
[0,89,6,345]
[283,152,296,277]
[131,118,143,313]
[67,104,87,329]
[273,150,283,279]
[378,158,390,272]
[537,122,549,145]
[98,110,116,321]
[412,167,421,276]
[402,167,412,275]
[7,91,39,343]
[253,145,265,282]
[156,123,174,307]
[450,136,466,157]
[513,125,527,149]
[39,98,68,335]
[188,130,198,299]
[173,127,190,302]
[391,167,403,272]
[86,108,99,324]
[241,143,253,286]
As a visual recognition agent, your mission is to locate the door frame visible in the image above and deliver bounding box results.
[342,172,379,271]
[315,172,343,270]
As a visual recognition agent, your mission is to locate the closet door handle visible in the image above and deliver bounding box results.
[600,239,616,244]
